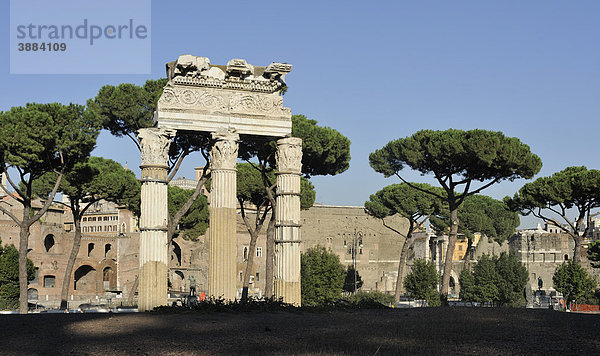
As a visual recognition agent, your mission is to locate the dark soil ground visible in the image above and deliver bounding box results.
[2,308,599,355]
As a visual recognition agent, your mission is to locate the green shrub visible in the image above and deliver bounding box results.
[347,291,394,307]
[404,259,441,306]
[301,246,345,306]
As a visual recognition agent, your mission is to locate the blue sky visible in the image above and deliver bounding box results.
[2,1,600,228]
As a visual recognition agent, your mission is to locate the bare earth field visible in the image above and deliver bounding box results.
[1,308,599,355]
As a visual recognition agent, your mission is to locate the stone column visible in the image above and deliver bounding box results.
[274,137,303,305]
[138,128,175,311]
[208,129,239,300]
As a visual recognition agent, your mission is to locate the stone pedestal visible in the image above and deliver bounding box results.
[138,128,175,311]
[274,137,303,305]
[208,129,239,300]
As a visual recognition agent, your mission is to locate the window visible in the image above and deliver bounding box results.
[103,267,113,290]
[44,234,55,252]
[255,272,260,282]
[105,244,112,258]
[28,288,38,300]
[43,275,55,288]
[564,254,569,261]
[88,243,95,257]
[256,247,263,257]
[243,246,249,261]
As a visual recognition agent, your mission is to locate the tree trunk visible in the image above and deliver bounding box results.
[573,234,584,263]
[168,175,209,242]
[463,237,474,271]
[394,228,413,302]
[241,230,259,302]
[441,208,458,298]
[60,215,82,310]
[264,214,275,298]
[18,213,31,314]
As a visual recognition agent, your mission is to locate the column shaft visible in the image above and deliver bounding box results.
[138,128,175,311]
[208,129,239,300]
[274,137,303,305]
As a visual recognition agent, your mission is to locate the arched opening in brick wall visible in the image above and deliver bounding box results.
[103,267,114,290]
[74,265,96,291]
[172,270,185,292]
[44,234,55,253]
[27,288,38,300]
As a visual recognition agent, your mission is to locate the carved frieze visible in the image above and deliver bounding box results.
[229,93,291,115]
[210,129,239,170]
[276,137,303,174]
[159,86,227,111]
[159,85,290,116]
[138,128,176,167]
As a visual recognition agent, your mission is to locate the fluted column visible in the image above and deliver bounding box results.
[274,137,303,305]
[208,129,239,300]
[138,128,175,311]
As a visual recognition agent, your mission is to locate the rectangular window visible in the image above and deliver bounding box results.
[43,275,55,288]
[256,247,263,257]
[255,272,260,282]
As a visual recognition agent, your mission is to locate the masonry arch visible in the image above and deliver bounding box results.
[449,270,460,297]
[27,288,38,300]
[172,270,185,292]
[74,265,97,291]
[102,267,115,290]
[104,243,112,258]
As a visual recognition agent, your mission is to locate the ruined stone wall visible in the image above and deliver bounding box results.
[509,232,574,292]
[300,205,408,293]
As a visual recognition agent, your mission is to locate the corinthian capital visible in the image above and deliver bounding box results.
[138,128,176,167]
[276,137,302,174]
[210,128,239,170]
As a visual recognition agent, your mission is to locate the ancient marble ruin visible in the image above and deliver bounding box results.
[138,55,300,310]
